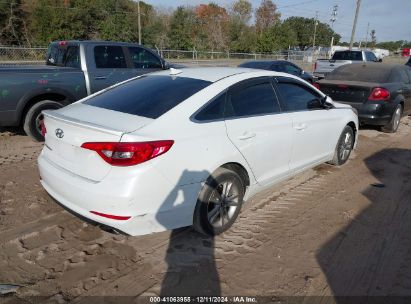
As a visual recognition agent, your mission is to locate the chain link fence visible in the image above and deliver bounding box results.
[0,46,407,71]
[0,46,47,65]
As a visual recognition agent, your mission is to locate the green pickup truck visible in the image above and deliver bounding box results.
[0,40,172,141]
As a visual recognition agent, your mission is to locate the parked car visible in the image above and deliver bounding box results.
[238,60,314,83]
[0,40,172,141]
[38,67,358,236]
[318,63,411,132]
[314,50,380,79]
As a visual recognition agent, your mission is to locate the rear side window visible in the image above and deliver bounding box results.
[194,92,226,121]
[94,46,127,68]
[276,81,322,111]
[226,82,280,118]
[64,46,80,68]
[84,76,211,119]
[284,63,301,75]
[46,44,80,68]
[128,47,162,69]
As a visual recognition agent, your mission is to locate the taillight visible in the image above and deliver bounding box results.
[40,120,47,136]
[313,82,320,90]
[81,140,174,166]
[369,87,390,101]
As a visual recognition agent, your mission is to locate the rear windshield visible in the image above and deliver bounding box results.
[332,51,363,61]
[84,75,211,119]
[326,65,392,83]
[46,44,80,68]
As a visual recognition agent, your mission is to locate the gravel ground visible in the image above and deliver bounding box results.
[0,117,411,303]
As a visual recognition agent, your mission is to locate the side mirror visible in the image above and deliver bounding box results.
[321,96,334,109]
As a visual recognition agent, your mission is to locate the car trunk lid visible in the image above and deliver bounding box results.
[42,103,153,182]
[319,80,378,104]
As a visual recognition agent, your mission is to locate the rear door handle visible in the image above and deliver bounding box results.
[237,132,256,140]
[95,76,107,80]
[294,123,307,130]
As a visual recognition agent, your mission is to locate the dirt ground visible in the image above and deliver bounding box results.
[1,116,411,303]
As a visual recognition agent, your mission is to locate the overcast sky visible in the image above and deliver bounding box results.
[144,0,411,42]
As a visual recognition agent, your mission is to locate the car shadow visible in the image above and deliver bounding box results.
[156,169,221,297]
[316,148,411,302]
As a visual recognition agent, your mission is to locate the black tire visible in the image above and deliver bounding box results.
[193,168,244,236]
[329,125,354,166]
[381,104,402,133]
[23,100,63,142]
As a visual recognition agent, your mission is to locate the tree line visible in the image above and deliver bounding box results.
[0,0,407,52]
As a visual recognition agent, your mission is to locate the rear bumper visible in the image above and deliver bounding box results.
[38,150,201,236]
[334,100,395,126]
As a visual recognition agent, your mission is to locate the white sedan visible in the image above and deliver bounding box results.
[38,67,358,236]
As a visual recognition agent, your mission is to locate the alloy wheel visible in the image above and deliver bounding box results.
[207,180,240,228]
[339,132,353,161]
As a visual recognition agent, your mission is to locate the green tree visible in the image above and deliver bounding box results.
[255,0,280,36]
[228,0,256,52]
[283,16,340,49]
[0,0,29,45]
[257,22,297,52]
[168,7,195,50]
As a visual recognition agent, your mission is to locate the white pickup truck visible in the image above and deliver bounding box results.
[314,50,380,79]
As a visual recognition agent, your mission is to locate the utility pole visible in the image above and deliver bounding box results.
[364,22,370,48]
[349,0,361,50]
[329,4,338,58]
[312,11,319,50]
[137,0,142,45]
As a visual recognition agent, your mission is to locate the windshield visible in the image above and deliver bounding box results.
[83,75,211,119]
[332,51,363,61]
[46,44,81,68]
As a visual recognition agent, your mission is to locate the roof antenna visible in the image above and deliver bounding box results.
[169,68,182,76]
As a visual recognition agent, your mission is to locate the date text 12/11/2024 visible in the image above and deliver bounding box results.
[149,296,257,303]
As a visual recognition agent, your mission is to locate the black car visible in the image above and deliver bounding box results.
[238,60,314,83]
[406,57,411,67]
[318,63,411,133]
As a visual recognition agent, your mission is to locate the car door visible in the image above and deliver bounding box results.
[274,77,341,173]
[224,77,293,186]
[126,46,164,77]
[88,45,134,93]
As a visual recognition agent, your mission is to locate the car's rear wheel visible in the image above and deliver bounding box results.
[193,168,244,236]
[23,100,63,142]
[382,104,402,133]
[329,125,354,166]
